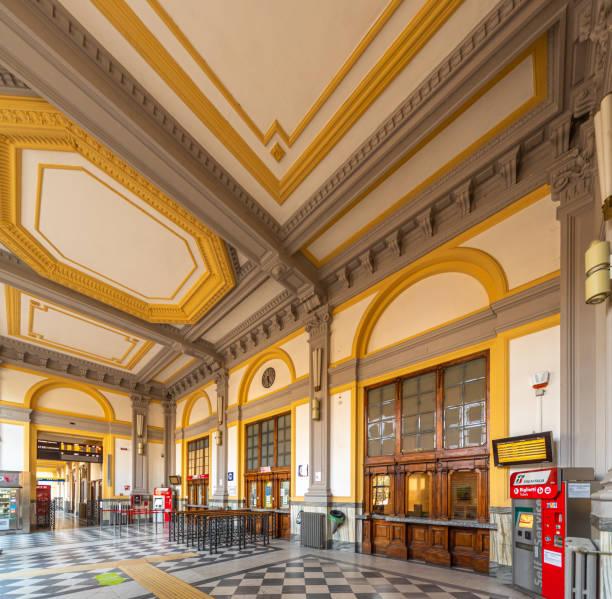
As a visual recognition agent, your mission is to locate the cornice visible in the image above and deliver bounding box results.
[322,129,554,308]
[279,0,556,246]
[0,333,165,398]
[0,63,32,95]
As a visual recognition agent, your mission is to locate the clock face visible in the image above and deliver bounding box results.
[262,367,276,389]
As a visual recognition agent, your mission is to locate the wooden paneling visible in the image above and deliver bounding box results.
[363,519,489,573]
[278,512,290,539]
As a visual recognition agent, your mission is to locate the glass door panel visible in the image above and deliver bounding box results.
[279,480,290,509]
[249,481,257,507]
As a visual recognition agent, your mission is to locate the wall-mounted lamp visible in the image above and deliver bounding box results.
[585,240,611,304]
[311,397,320,421]
[312,347,323,392]
[136,412,144,455]
[595,93,612,220]
[216,430,222,446]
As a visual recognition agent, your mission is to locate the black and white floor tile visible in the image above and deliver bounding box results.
[0,566,151,598]
[193,555,511,599]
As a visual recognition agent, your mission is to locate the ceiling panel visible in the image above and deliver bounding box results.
[1,285,163,371]
[0,97,235,324]
[56,0,497,221]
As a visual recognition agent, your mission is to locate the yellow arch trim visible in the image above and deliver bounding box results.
[237,348,297,406]
[353,248,508,358]
[181,388,213,429]
[25,379,116,422]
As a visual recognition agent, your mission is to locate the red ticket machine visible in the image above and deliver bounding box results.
[36,485,51,527]
[510,468,597,598]
[153,487,172,522]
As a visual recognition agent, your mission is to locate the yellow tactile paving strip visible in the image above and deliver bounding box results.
[120,560,213,598]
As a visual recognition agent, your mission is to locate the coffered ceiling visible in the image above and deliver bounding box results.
[59,0,494,220]
[0,96,235,324]
[0,0,580,399]
[0,284,163,372]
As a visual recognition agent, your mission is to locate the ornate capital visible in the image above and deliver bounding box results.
[306,305,332,342]
[130,393,150,413]
[161,396,176,416]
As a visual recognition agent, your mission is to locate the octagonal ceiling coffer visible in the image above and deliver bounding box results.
[0,108,234,324]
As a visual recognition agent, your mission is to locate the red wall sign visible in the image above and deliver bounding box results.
[510,468,560,499]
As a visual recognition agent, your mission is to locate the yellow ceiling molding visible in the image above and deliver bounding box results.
[302,35,548,266]
[145,0,403,150]
[0,95,235,323]
[35,164,198,301]
[152,353,197,384]
[6,287,155,370]
[90,0,462,204]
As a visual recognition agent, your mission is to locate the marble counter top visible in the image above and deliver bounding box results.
[355,513,496,529]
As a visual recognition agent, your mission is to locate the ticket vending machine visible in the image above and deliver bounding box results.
[153,487,173,522]
[510,467,598,599]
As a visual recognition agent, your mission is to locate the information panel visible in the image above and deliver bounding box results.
[37,440,103,463]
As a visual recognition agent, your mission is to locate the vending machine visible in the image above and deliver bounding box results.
[0,471,22,532]
[153,487,173,522]
[510,467,598,599]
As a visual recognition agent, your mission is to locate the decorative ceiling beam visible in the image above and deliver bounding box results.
[0,249,223,363]
[0,0,320,299]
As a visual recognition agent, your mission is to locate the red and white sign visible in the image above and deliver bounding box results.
[260,466,271,473]
[510,468,559,499]
[124,485,130,491]
[186,474,209,480]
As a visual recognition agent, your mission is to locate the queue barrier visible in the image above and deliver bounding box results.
[168,509,275,554]
[100,506,167,535]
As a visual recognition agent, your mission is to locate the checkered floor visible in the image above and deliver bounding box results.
[1,535,183,573]
[193,555,510,599]
[155,543,281,574]
[0,566,154,598]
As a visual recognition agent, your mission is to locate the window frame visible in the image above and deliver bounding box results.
[364,351,489,466]
[187,435,210,477]
[244,411,292,473]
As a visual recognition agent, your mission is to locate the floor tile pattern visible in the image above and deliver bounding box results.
[193,555,511,599]
[0,565,152,598]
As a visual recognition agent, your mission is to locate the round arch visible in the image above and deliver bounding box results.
[353,247,508,358]
[181,388,213,429]
[25,379,116,422]
[237,347,296,406]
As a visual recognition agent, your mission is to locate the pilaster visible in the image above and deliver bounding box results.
[212,369,229,506]
[304,306,332,505]
[130,394,150,494]
[552,120,603,472]
[162,397,176,485]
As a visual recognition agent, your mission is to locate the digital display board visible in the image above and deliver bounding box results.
[37,440,103,463]
[492,431,553,466]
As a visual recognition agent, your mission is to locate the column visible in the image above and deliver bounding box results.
[304,306,332,505]
[162,397,176,485]
[212,369,229,507]
[130,394,150,495]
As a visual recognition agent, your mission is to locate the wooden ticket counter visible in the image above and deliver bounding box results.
[361,352,494,573]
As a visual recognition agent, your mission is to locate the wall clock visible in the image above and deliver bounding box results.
[262,367,276,388]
